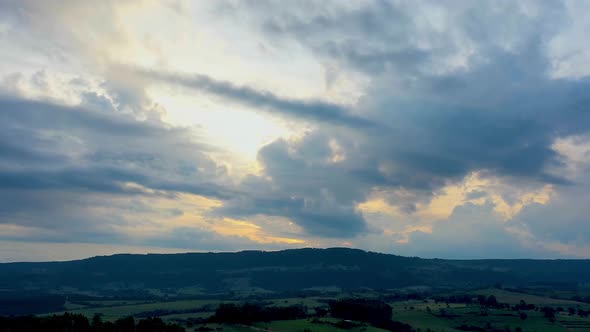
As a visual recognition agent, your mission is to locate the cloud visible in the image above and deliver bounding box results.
[0,241,191,263]
[217,134,370,237]
[197,1,590,248]
[511,162,590,248]
[388,202,557,259]
[0,87,238,248]
[0,95,231,197]
[4,0,590,259]
[139,69,379,129]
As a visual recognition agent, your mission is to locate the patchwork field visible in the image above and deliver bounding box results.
[49,299,225,321]
[472,288,587,306]
[38,288,590,332]
[253,318,390,332]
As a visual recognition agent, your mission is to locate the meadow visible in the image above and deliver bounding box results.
[38,287,590,332]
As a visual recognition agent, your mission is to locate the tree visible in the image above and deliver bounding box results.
[477,295,487,306]
[541,307,556,322]
[314,307,327,317]
[328,298,392,325]
[486,295,499,308]
[91,314,104,332]
[115,316,135,332]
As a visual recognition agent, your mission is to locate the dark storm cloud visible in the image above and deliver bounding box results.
[5,0,590,257]
[257,1,430,76]
[247,1,565,77]
[216,135,370,238]
[0,89,246,249]
[216,0,581,184]
[200,0,590,240]
[357,45,590,188]
[0,95,231,205]
[140,70,380,129]
[0,167,232,199]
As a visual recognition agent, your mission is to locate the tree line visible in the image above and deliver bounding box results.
[207,299,414,332]
[0,312,184,332]
[208,303,307,324]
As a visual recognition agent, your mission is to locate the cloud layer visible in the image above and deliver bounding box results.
[2,0,590,261]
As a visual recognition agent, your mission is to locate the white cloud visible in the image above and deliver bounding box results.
[3,0,590,260]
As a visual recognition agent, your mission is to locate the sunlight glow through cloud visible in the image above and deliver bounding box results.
[2,0,590,261]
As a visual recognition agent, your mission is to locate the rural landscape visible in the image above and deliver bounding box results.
[2,248,590,331]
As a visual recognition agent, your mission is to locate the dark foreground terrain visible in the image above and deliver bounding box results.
[3,248,590,331]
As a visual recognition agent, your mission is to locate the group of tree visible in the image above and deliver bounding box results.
[0,312,185,332]
[328,298,392,325]
[134,304,214,318]
[512,300,535,311]
[476,295,505,308]
[456,324,524,332]
[540,306,557,322]
[0,293,66,316]
[539,306,590,320]
[577,308,590,317]
[208,298,415,332]
[328,298,413,332]
[208,303,306,324]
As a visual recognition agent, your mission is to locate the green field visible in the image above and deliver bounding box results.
[40,288,590,332]
[472,288,587,306]
[254,318,390,332]
[390,303,571,332]
[49,299,226,321]
[269,296,326,308]
[193,319,391,332]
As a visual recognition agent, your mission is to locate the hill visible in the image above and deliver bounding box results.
[1,248,590,296]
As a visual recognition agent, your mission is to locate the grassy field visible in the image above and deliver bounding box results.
[473,288,587,306]
[49,299,226,321]
[41,288,590,331]
[268,296,326,308]
[387,296,590,332]
[390,303,571,332]
[253,318,390,332]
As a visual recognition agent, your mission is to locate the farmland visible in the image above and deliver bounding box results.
[32,287,590,332]
[5,249,590,331]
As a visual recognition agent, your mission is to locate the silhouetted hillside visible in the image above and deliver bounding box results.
[1,248,590,296]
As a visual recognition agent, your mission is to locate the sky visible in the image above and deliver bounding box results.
[2,0,590,262]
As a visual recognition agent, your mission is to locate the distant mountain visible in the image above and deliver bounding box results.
[1,248,590,295]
